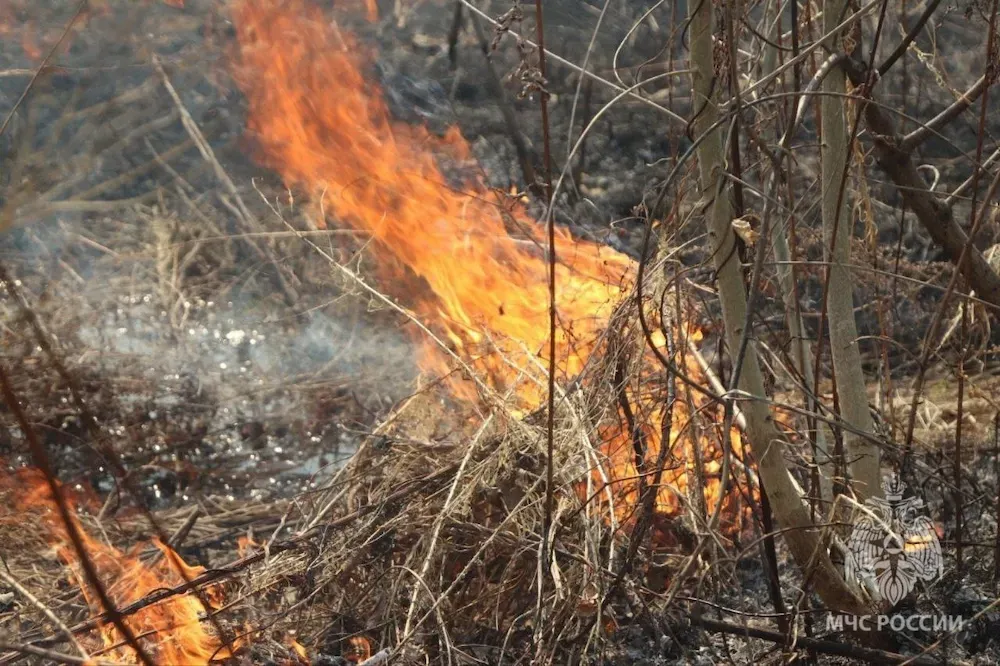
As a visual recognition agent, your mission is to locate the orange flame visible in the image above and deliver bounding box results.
[232,0,631,407]
[0,0,752,661]
[230,0,747,524]
[1,468,227,664]
[289,638,309,661]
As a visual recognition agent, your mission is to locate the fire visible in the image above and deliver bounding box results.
[1,468,227,664]
[288,638,309,661]
[0,0,757,662]
[0,7,751,661]
[230,0,744,522]
[232,0,630,407]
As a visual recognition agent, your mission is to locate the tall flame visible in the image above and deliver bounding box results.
[230,0,746,521]
[0,2,754,663]
[232,0,631,406]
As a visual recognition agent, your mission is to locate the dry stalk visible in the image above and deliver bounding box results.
[0,569,90,661]
[0,643,119,666]
[402,414,494,636]
[153,55,299,305]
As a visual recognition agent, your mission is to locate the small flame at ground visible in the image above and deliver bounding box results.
[1,468,227,664]
[287,638,309,663]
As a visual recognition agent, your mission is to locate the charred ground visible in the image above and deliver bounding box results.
[2,0,1000,664]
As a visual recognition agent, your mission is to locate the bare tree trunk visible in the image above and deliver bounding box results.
[820,0,881,502]
[757,4,835,506]
[686,0,868,613]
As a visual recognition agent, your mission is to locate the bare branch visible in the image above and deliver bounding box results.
[841,57,1000,311]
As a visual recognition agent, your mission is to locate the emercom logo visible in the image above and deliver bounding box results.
[845,476,943,607]
[828,477,962,634]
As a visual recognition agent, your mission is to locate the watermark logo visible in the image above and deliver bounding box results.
[826,614,964,633]
[845,475,943,607]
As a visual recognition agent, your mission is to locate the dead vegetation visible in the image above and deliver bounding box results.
[3,0,1000,665]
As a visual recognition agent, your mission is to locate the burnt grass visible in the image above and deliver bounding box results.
[2,0,1000,664]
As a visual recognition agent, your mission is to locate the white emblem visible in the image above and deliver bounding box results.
[845,476,943,607]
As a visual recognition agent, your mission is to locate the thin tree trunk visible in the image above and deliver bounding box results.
[758,3,835,506]
[686,0,868,613]
[820,0,881,502]
[772,222,836,502]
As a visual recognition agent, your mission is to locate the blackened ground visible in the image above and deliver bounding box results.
[4,1,1000,664]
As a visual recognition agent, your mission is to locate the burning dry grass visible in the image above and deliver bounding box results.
[0,204,735,662]
[0,350,701,663]
[0,0,896,662]
[228,0,746,525]
[0,0,753,661]
[231,0,635,409]
[210,332,701,663]
[0,470,269,664]
[0,10,745,666]
[5,0,1000,660]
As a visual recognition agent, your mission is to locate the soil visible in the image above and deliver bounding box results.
[2,0,1000,664]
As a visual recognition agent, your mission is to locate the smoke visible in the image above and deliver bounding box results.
[0,0,433,506]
